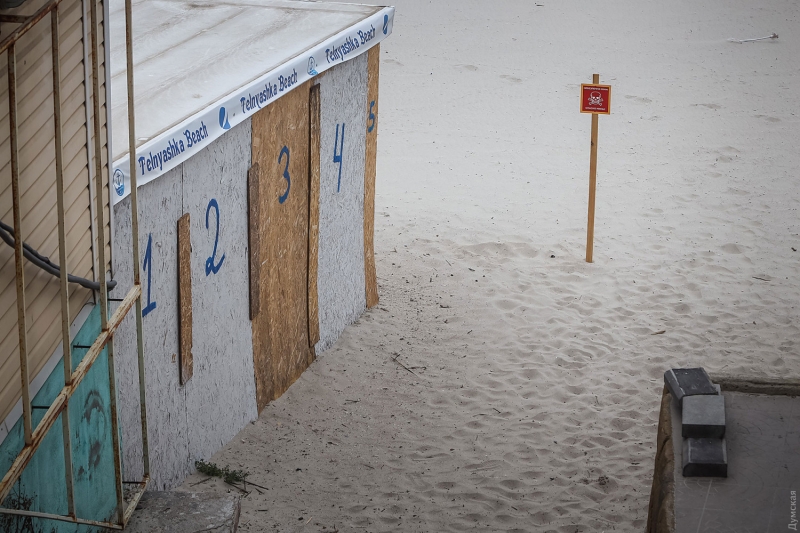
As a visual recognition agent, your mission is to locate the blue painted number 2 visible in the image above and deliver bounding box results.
[367,101,376,133]
[142,233,157,317]
[205,199,225,276]
[278,146,290,204]
[334,123,345,192]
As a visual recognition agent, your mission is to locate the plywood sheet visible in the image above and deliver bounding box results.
[364,44,380,308]
[248,163,261,321]
[315,54,368,353]
[307,84,321,349]
[251,80,312,411]
[177,212,193,385]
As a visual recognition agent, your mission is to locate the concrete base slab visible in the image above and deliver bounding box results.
[124,491,240,533]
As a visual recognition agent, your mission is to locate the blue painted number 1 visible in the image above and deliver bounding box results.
[205,199,225,276]
[334,123,345,192]
[142,233,157,317]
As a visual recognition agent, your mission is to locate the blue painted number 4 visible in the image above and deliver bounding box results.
[205,199,225,275]
[334,123,345,192]
[142,233,157,317]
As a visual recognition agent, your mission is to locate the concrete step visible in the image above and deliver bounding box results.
[124,491,240,533]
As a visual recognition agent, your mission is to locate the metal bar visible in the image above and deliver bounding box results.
[103,0,115,274]
[0,0,62,54]
[122,476,149,524]
[106,336,125,524]
[81,0,99,302]
[125,0,151,479]
[51,6,76,519]
[8,43,33,447]
[0,508,125,529]
[0,285,140,505]
[0,15,30,23]
[88,0,107,330]
[87,0,124,524]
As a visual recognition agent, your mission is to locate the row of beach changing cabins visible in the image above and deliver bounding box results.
[0,0,393,528]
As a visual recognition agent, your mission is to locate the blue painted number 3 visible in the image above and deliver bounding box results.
[205,199,225,276]
[278,146,290,204]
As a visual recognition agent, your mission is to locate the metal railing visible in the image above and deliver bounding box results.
[0,0,150,527]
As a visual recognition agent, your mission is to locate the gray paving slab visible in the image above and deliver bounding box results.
[682,394,726,438]
[664,368,718,405]
[672,391,800,533]
[682,438,727,477]
[124,491,240,533]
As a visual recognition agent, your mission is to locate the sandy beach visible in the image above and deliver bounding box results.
[177,1,800,530]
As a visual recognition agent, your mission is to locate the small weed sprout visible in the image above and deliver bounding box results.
[195,460,250,484]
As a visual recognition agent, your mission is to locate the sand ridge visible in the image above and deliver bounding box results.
[178,0,800,530]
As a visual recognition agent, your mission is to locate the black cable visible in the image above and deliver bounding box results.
[0,220,116,292]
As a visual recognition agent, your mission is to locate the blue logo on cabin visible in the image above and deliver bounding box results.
[219,107,231,130]
[383,14,388,34]
[307,56,318,76]
[113,168,124,196]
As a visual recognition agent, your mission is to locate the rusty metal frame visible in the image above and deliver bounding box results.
[0,0,150,527]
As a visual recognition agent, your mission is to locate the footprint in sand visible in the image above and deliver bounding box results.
[500,74,522,83]
[721,243,742,254]
[625,95,652,104]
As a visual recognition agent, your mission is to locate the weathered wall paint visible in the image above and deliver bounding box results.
[315,53,369,353]
[0,305,116,532]
[112,120,257,490]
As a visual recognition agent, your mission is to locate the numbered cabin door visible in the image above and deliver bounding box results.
[250,80,315,411]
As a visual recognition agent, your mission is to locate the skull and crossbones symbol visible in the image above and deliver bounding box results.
[588,91,603,106]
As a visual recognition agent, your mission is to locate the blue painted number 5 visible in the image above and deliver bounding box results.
[278,146,290,204]
[367,101,376,133]
[205,199,225,276]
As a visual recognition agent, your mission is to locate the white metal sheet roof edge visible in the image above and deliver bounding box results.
[111,5,394,205]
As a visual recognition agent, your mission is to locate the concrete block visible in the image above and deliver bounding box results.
[682,438,728,478]
[682,394,726,438]
[125,491,240,533]
[664,368,717,405]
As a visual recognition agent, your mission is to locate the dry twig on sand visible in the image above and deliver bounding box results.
[728,33,778,44]
[391,353,418,375]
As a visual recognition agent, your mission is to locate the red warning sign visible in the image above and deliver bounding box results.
[580,84,612,114]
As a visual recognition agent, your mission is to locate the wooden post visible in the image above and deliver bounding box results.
[586,73,599,263]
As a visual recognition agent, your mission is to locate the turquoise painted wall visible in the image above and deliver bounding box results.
[0,305,119,532]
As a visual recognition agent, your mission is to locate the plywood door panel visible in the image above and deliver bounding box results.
[315,54,368,353]
[308,84,321,348]
[364,44,380,308]
[251,80,312,411]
